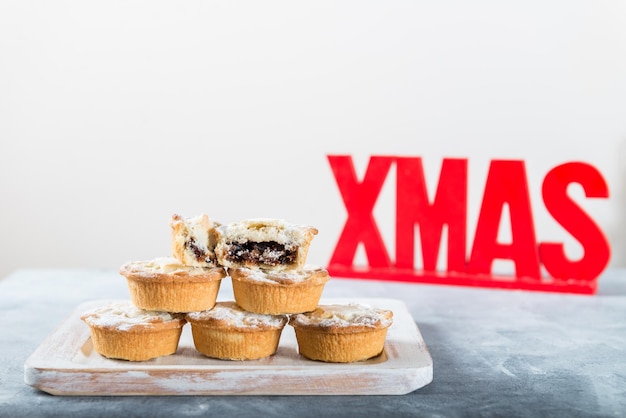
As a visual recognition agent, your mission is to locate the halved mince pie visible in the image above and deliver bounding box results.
[214,218,318,271]
[170,213,220,267]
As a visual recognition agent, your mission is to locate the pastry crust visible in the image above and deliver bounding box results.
[81,301,186,361]
[214,218,318,271]
[289,304,393,363]
[120,257,226,313]
[170,213,220,267]
[229,266,330,314]
[186,302,288,360]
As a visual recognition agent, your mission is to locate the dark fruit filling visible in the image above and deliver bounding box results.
[186,238,205,260]
[227,241,297,266]
[186,238,215,263]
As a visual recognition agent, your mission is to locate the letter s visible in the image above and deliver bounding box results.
[539,162,610,281]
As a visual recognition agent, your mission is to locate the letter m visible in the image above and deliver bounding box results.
[396,157,468,273]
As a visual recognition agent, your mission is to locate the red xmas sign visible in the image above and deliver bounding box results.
[326,155,610,294]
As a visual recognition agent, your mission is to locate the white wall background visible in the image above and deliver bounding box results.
[1,1,625,280]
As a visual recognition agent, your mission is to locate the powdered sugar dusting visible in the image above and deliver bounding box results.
[81,301,182,331]
[122,257,221,276]
[242,265,325,284]
[291,304,393,328]
[187,302,287,329]
[217,218,316,245]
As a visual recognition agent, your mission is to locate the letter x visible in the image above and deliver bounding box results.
[327,155,393,268]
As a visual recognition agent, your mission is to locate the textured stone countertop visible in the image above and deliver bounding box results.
[1,268,625,417]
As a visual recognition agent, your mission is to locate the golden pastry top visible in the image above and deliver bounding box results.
[119,257,226,282]
[123,257,194,274]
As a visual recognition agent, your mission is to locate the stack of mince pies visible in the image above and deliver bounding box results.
[81,214,393,363]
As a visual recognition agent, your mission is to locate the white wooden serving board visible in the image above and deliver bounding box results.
[24,298,433,396]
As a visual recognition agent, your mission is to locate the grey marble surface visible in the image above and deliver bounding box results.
[1,268,625,418]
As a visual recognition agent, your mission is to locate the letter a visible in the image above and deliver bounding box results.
[467,160,541,279]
